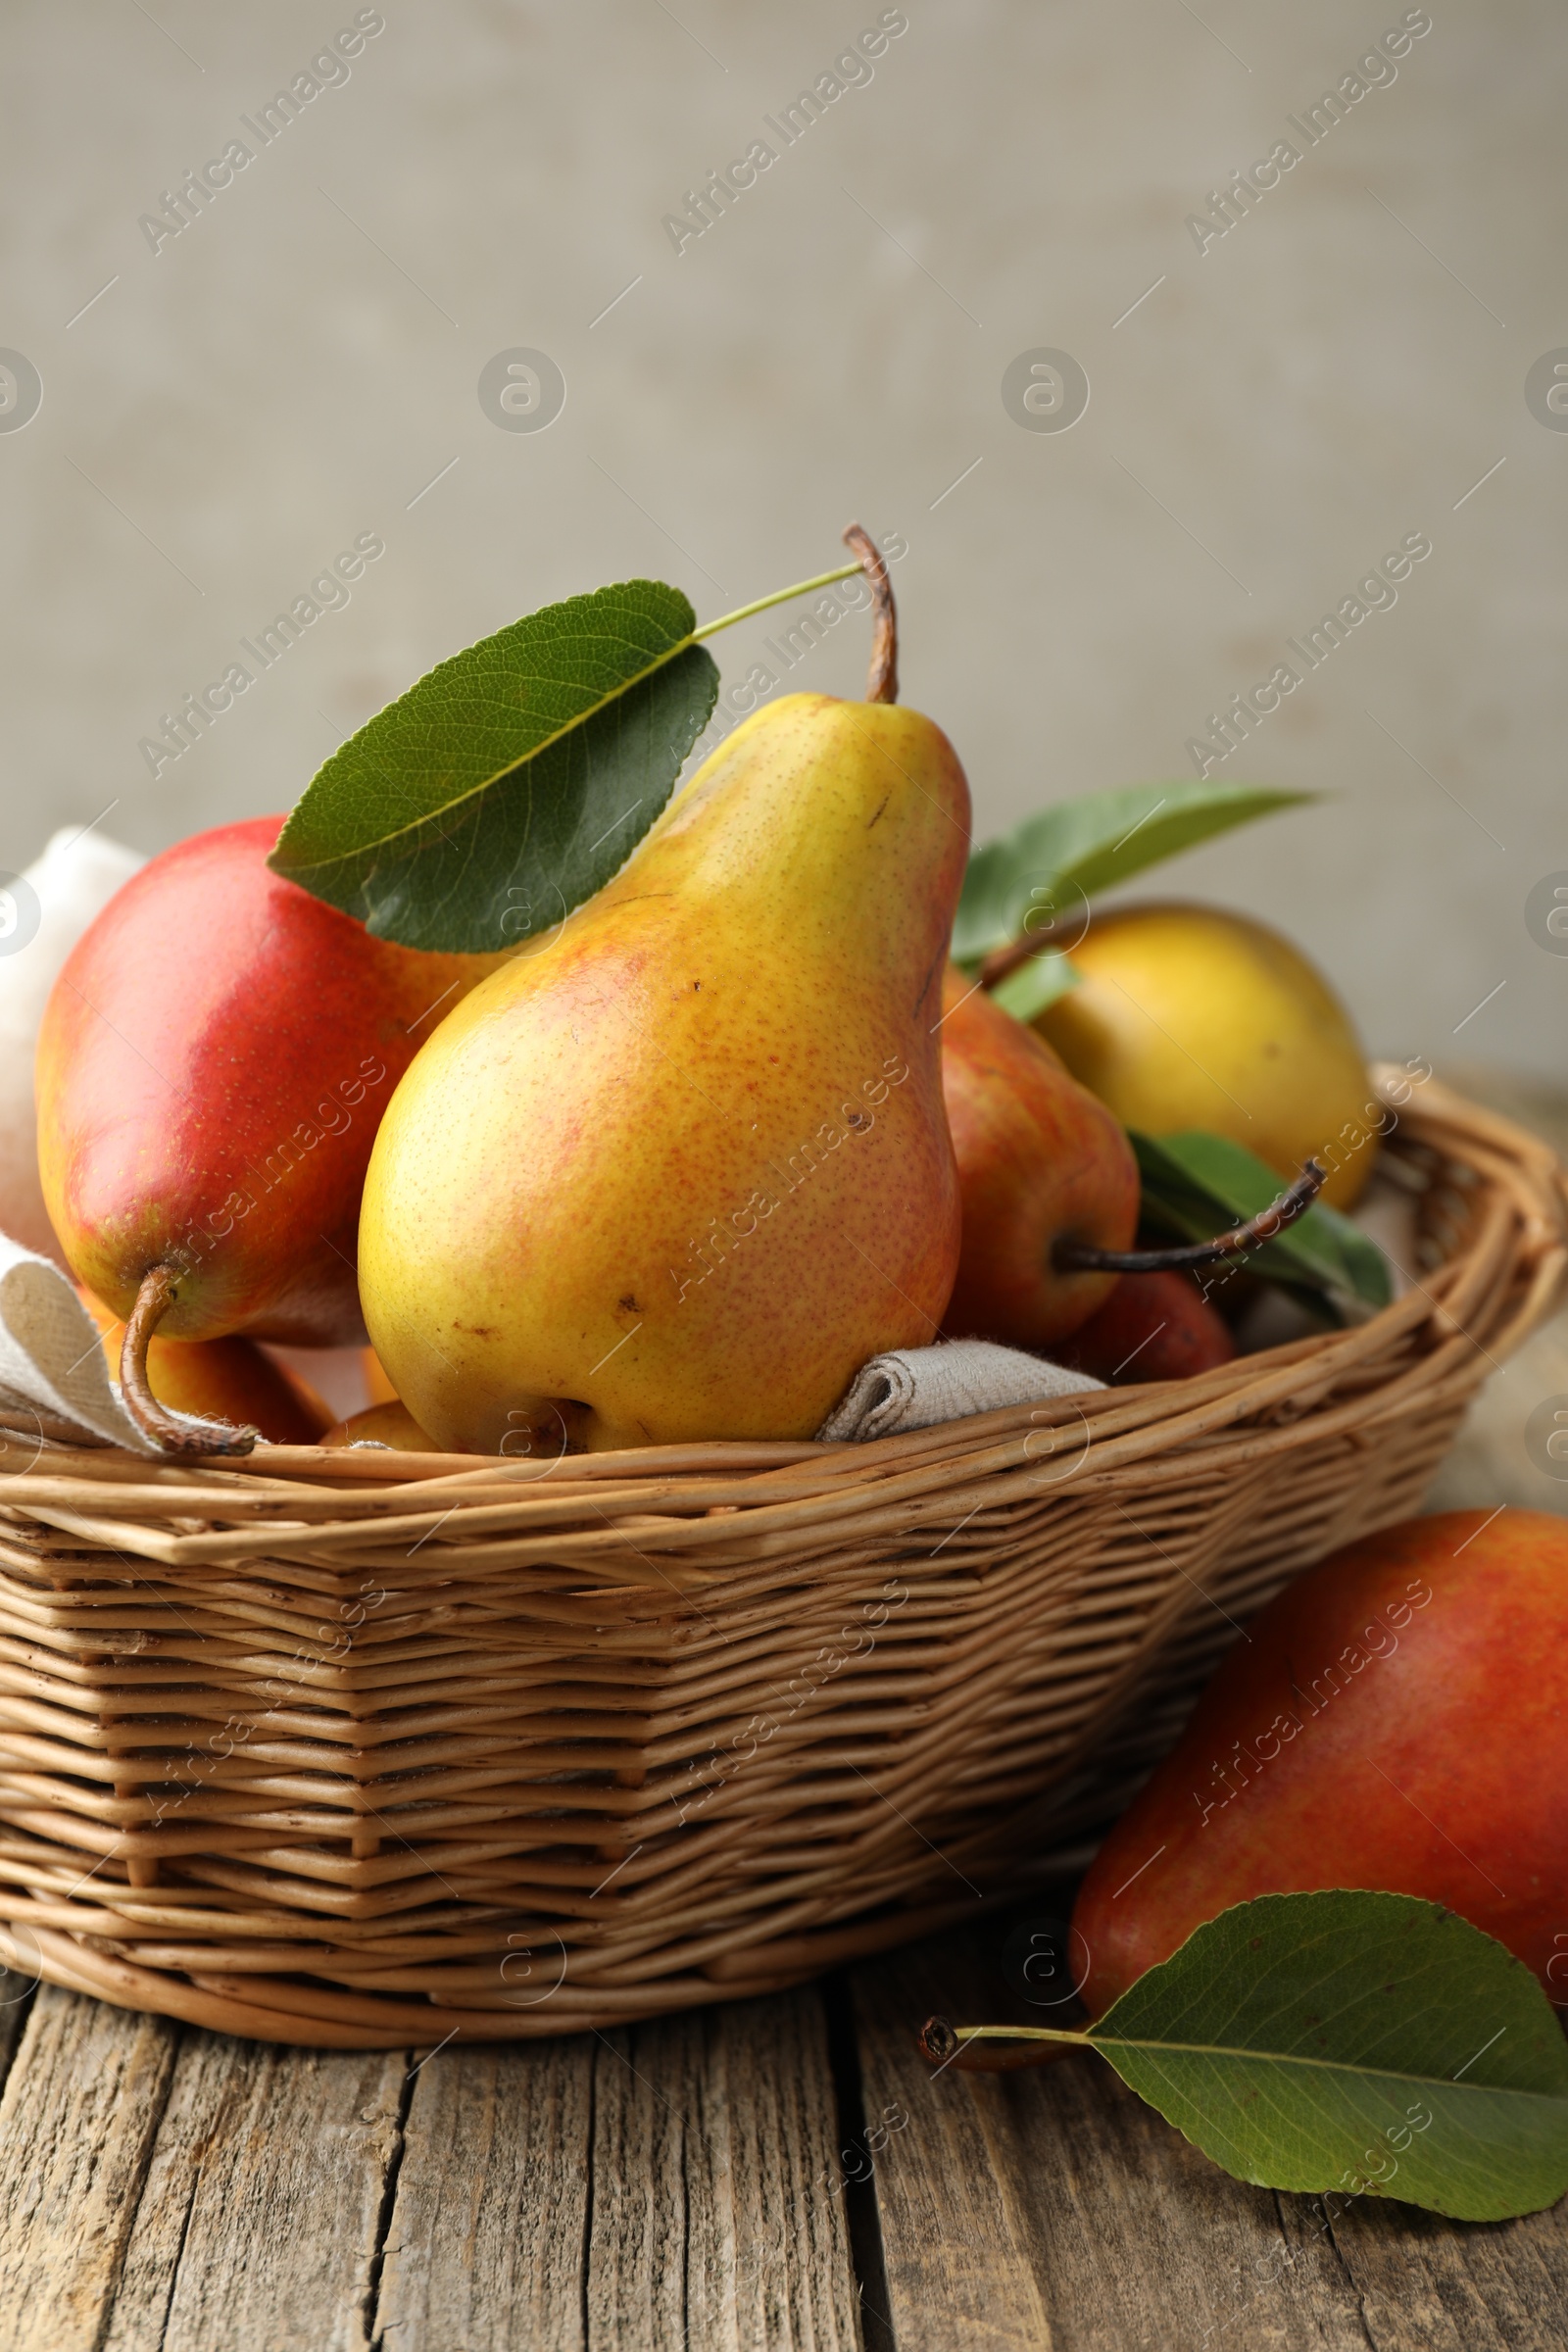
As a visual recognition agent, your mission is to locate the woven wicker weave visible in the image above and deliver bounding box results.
[0,1070,1558,2047]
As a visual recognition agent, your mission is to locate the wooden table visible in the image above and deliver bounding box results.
[1,1068,1563,2352]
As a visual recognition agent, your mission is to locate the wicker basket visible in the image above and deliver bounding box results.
[0,1071,1559,2048]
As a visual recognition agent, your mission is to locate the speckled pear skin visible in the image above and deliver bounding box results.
[1071,1510,1568,2012]
[359,692,971,1452]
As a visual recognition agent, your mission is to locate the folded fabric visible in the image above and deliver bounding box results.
[816,1340,1103,1444]
[0,1234,154,1454]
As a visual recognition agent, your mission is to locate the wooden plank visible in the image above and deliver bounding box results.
[101,2033,407,2352]
[590,1990,859,2351]
[0,1985,177,2352]
[847,1927,1054,2351]
[1325,2191,1568,2352]
[999,2062,1376,2352]
[376,1986,859,2351]
[373,2035,592,2352]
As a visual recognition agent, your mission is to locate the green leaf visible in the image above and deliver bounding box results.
[1131,1128,1393,1313]
[988,951,1082,1024]
[1089,1891,1568,2222]
[269,580,719,953]
[954,780,1313,968]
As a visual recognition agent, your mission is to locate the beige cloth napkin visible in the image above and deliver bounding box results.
[817,1340,1102,1444]
[0,1234,155,1454]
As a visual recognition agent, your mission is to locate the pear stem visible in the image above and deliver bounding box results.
[690,563,862,642]
[842,523,899,704]
[119,1266,259,1458]
[1054,1160,1328,1276]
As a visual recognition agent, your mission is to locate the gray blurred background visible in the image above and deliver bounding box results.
[0,0,1561,1084]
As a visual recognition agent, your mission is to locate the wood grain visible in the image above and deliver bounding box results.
[0,1986,176,2352]
[377,1987,859,2352]
[848,1921,1059,2351]
[585,1991,859,2352]
[1326,2190,1568,2352]
[373,2036,593,2351]
[101,2034,407,2352]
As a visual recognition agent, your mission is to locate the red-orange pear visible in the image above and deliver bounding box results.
[1072,1509,1568,2012]
[1055,1268,1236,1383]
[940,972,1140,1350]
[36,816,506,1452]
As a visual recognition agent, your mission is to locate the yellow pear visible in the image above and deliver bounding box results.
[1034,901,1375,1209]
[360,609,970,1451]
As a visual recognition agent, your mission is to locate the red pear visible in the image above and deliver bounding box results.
[940,972,1140,1349]
[1072,1509,1568,2012]
[36,816,506,1451]
[1055,1268,1236,1383]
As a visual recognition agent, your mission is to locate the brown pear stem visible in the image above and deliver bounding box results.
[842,523,898,704]
[1054,1160,1328,1277]
[119,1266,258,1458]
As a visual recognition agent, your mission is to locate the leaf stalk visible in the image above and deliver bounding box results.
[690,562,863,642]
[919,2016,1092,2071]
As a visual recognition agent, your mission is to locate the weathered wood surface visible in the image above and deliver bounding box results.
[0,1990,175,2352]
[104,2036,406,2352]
[0,1063,1557,2351]
[4,1904,1565,2352]
[0,1984,860,2352]
[375,1991,859,2351]
[852,1918,1568,2352]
